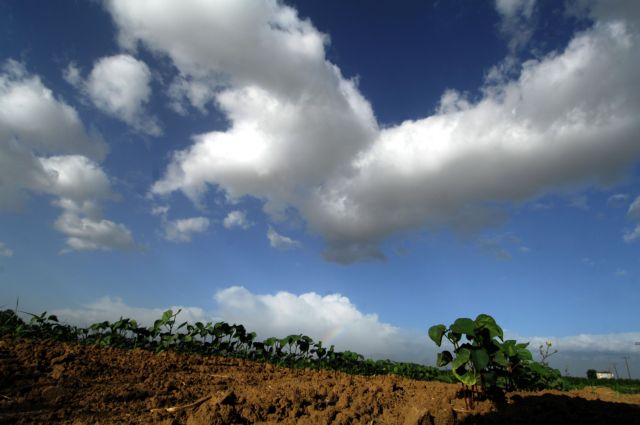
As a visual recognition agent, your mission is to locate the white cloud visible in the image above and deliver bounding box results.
[151,205,169,217]
[39,155,115,202]
[65,54,161,136]
[0,60,137,252]
[214,286,428,362]
[0,241,12,257]
[495,0,536,54]
[53,296,212,328]
[49,287,430,363]
[0,60,107,161]
[627,195,640,220]
[623,224,640,242]
[569,194,589,210]
[55,206,138,254]
[163,216,210,242]
[494,0,537,52]
[607,193,629,207]
[114,1,640,263]
[49,288,640,373]
[0,60,107,211]
[266,226,301,249]
[622,195,640,242]
[524,332,640,354]
[223,210,252,229]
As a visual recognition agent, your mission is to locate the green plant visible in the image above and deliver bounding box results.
[429,314,510,407]
[586,369,597,380]
[428,314,559,407]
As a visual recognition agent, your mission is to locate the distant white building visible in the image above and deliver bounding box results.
[596,371,615,379]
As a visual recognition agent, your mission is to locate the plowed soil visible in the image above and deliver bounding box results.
[1,338,639,424]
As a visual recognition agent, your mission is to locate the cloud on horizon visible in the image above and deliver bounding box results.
[51,287,640,375]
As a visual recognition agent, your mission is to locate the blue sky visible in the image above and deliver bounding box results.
[1,0,639,377]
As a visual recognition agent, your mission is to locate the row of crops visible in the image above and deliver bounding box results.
[0,308,447,382]
[2,308,638,395]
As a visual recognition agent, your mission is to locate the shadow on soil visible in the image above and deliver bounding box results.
[459,393,640,425]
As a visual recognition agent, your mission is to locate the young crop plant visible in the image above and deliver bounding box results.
[428,314,559,408]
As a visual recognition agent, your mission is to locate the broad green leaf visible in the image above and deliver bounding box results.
[453,368,477,386]
[450,318,475,336]
[503,340,517,357]
[428,324,446,346]
[452,347,471,370]
[475,314,503,340]
[437,350,453,367]
[517,347,533,361]
[161,310,173,322]
[471,348,490,371]
[494,350,508,367]
[448,332,462,344]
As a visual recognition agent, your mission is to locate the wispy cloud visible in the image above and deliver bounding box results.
[266,226,301,250]
[0,241,12,257]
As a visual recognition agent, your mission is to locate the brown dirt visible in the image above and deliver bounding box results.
[0,338,638,424]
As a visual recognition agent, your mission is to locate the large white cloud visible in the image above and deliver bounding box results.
[0,60,138,252]
[65,54,161,136]
[108,1,640,263]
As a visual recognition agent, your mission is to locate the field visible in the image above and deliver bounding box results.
[1,310,639,424]
[2,337,640,424]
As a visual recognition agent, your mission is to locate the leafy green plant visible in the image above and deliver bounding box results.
[428,314,562,407]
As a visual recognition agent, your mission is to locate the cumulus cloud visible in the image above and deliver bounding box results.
[110,1,640,263]
[0,60,138,252]
[214,286,429,362]
[223,210,252,229]
[0,60,107,210]
[0,241,12,257]
[64,55,161,136]
[163,216,210,242]
[266,226,301,249]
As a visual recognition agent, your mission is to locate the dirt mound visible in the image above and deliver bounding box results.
[0,338,638,424]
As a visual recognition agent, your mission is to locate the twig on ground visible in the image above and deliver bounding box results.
[150,394,213,413]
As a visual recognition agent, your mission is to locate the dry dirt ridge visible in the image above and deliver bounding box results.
[1,338,639,424]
